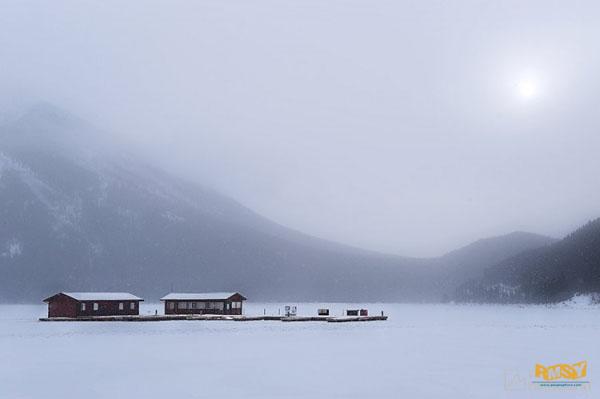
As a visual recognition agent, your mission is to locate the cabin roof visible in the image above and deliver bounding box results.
[160,292,246,301]
[43,292,144,302]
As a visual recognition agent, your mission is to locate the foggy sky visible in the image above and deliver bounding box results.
[1,0,600,256]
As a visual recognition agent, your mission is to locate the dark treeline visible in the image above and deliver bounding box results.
[455,218,600,303]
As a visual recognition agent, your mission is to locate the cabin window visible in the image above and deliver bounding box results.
[81,303,86,311]
[212,302,224,310]
[232,301,242,309]
[93,302,99,311]
[168,302,175,310]
[191,302,196,309]
[178,302,187,309]
[130,302,135,310]
[119,302,124,310]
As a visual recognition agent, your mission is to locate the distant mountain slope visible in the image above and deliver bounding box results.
[427,232,556,300]
[455,219,600,303]
[0,104,557,302]
[438,232,556,279]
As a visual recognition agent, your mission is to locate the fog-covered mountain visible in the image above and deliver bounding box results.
[0,104,556,302]
[429,231,557,301]
[455,218,600,303]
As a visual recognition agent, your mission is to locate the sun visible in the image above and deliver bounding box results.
[516,78,538,100]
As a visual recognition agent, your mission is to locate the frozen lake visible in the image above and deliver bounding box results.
[0,302,597,398]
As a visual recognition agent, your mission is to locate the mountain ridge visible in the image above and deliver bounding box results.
[0,104,562,302]
[455,218,600,303]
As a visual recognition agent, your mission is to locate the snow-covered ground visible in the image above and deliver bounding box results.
[0,303,598,398]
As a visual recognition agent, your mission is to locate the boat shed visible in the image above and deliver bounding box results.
[161,292,246,315]
[43,292,144,318]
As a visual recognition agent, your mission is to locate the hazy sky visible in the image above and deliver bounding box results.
[2,0,600,256]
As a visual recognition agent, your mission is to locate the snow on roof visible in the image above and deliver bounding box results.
[160,292,244,301]
[61,292,144,301]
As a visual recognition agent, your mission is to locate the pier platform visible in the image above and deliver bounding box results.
[39,314,387,323]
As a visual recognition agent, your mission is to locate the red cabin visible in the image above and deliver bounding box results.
[43,292,144,318]
[161,292,246,315]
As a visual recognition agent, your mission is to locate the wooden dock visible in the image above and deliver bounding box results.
[327,315,387,322]
[281,316,387,322]
[39,314,387,323]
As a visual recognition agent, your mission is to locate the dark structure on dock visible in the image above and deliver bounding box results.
[43,292,144,318]
[161,292,246,315]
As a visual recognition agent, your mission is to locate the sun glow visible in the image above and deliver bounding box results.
[517,79,537,99]
[512,70,544,101]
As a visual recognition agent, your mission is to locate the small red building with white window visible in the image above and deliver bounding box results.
[160,292,246,315]
[43,292,144,318]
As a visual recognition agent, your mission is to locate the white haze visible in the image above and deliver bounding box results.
[1,0,600,256]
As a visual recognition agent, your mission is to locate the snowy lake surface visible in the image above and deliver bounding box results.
[0,302,598,399]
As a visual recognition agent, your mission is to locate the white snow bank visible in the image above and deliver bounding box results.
[558,293,600,307]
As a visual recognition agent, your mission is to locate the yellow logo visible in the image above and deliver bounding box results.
[535,361,587,381]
